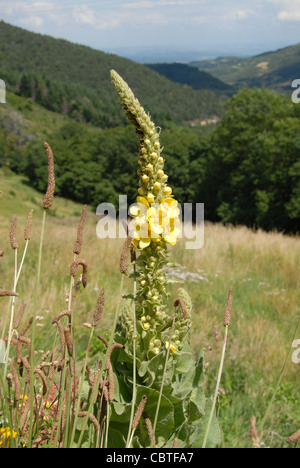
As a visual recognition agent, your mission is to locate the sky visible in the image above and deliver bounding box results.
[0,0,300,61]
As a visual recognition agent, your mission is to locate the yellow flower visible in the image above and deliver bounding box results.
[130,197,180,249]
[0,427,17,447]
[165,342,177,354]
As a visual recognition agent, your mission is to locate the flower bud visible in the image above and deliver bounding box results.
[154,182,161,191]
[147,193,155,203]
[164,186,172,196]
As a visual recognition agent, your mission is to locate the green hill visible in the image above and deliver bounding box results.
[146,62,234,93]
[191,43,300,92]
[0,21,227,126]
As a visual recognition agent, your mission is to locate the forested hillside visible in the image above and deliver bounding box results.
[0,21,226,127]
[1,21,300,233]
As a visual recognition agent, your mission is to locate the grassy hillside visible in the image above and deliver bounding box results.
[146,63,234,93]
[0,170,300,447]
[0,21,227,126]
[192,43,300,92]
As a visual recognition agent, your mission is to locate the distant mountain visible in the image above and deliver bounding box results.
[191,43,300,93]
[0,21,227,127]
[146,63,234,94]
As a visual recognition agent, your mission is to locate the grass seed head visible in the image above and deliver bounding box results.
[223,289,233,327]
[42,142,55,210]
[73,204,87,255]
[24,209,33,240]
[9,214,18,250]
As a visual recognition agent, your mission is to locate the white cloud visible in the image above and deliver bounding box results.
[267,0,300,21]
[73,5,96,26]
[0,1,68,28]
[223,8,255,21]
[123,0,200,8]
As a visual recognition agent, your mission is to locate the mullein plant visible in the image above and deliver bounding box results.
[99,70,221,448]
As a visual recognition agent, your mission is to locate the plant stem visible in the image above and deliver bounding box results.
[202,324,229,449]
[3,248,18,378]
[152,308,177,445]
[126,264,137,448]
[28,209,47,447]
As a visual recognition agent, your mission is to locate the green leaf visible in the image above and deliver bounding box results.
[192,397,221,448]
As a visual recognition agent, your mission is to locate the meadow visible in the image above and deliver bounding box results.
[1,167,299,448]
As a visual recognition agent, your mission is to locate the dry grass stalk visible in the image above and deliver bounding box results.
[223,289,233,327]
[105,342,125,369]
[53,320,66,357]
[174,297,187,320]
[33,368,48,396]
[107,361,115,401]
[32,434,50,448]
[42,142,55,210]
[78,412,100,432]
[13,302,27,330]
[97,335,109,348]
[212,326,219,342]
[249,416,261,448]
[70,259,88,288]
[19,317,33,337]
[286,428,300,445]
[9,214,18,250]
[48,346,59,381]
[143,412,155,447]
[0,290,19,297]
[24,209,34,241]
[12,359,21,401]
[120,235,133,274]
[73,204,87,255]
[92,288,105,327]
[52,310,71,323]
[132,395,147,431]
[64,326,73,357]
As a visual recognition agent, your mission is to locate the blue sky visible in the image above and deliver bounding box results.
[1,0,300,60]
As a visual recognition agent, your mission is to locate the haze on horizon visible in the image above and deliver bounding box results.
[0,0,300,62]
